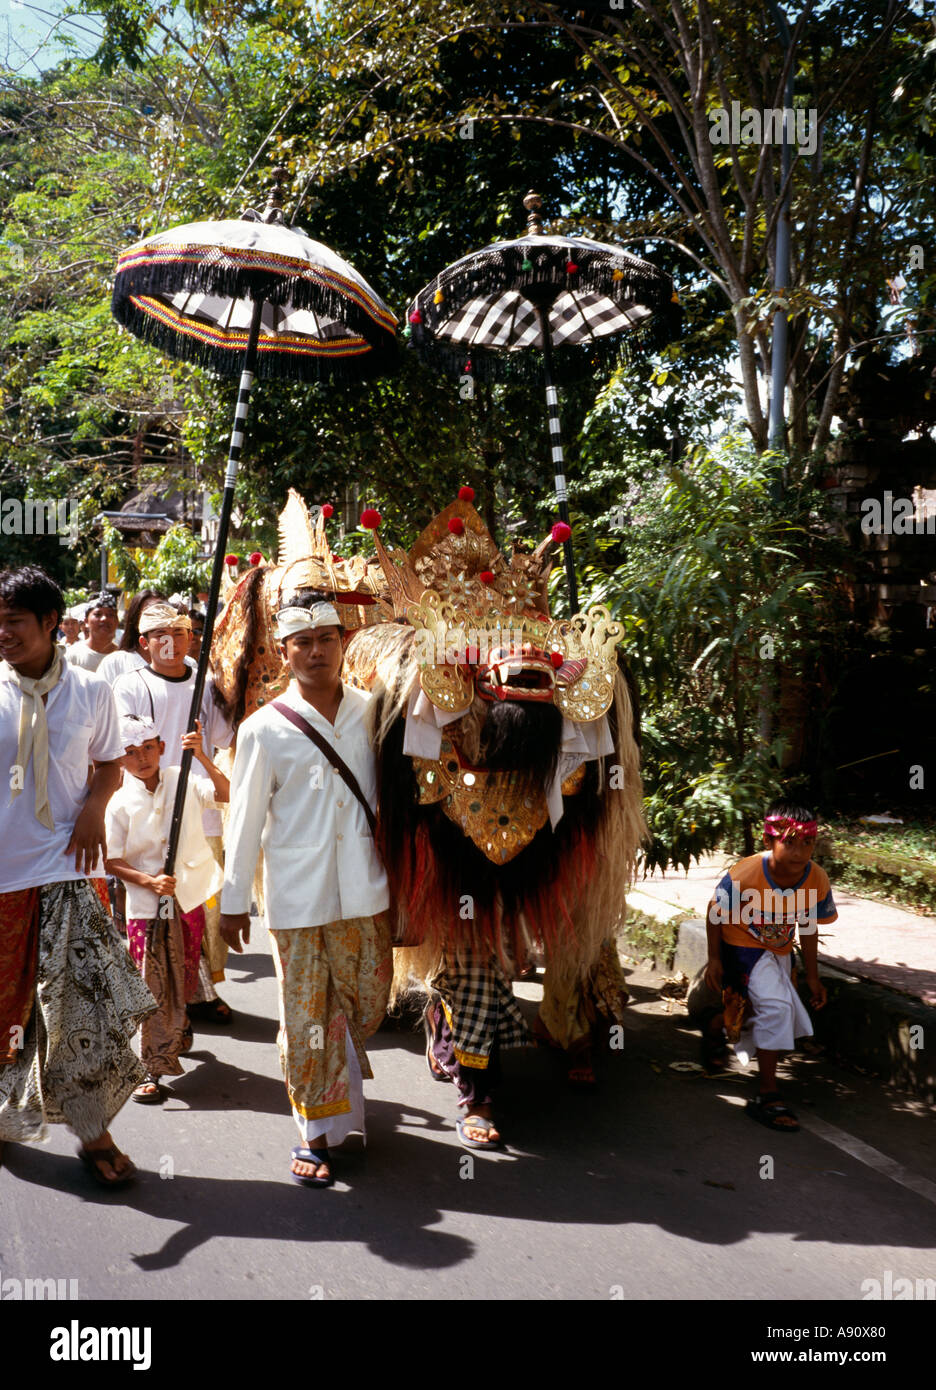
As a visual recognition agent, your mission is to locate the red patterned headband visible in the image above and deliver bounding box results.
[764,815,817,840]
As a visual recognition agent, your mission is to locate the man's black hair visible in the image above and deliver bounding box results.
[280,587,345,631]
[0,565,65,630]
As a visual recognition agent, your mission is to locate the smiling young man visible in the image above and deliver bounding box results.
[0,566,154,1185]
[219,595,391,1189]
[66,591,120,672]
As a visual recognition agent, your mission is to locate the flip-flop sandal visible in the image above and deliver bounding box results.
[132,1075,167,1105]
[456,1116,503,1151]
[77,1144,137,1186]
[188,998,233,1024]
[290,1145,333,1188]
[747,1092,800,1132]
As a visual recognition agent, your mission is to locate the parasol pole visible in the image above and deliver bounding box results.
[522,191,579,614]
[162,290,264,880]
[536,307,579,613]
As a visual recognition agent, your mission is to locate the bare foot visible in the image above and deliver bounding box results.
[292,1140,330,1181]
[82,1130,133,1181]
[461,1104,500,1145]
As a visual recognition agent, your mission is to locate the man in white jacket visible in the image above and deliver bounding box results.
[220,599,391,1189]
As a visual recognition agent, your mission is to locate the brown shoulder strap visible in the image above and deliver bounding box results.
[271,700,376,835]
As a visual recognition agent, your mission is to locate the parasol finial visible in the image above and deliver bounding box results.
[523,190,544,236]
[262,166,289,224]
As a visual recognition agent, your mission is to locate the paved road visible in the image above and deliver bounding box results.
[2,933,935,1302]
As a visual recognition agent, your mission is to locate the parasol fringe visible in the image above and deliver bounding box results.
[111,291,398,382]
[112,259,396,339]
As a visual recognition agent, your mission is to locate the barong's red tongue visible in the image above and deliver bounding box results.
[0,887,40,1065]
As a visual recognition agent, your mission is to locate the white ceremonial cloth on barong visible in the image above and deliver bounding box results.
[546,716,614,828]
[733,950,814,1065]
[402,686,463,758]
[295,1025,365,1147]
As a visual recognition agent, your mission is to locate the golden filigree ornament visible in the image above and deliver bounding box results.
[406,591,473,713]
[414,739,549,863]
[547,603,623,722]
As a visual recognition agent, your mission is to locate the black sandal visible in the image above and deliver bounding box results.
[747,1092,800,1132]
[187,998,233,1024]
[132,1074,167,1105]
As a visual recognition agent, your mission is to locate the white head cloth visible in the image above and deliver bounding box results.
[275,603,342,640]
[139,602,191,633]
[120,714,160,747]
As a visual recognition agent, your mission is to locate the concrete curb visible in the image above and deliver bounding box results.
[670,920,936,1105]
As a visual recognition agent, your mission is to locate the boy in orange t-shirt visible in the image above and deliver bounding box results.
[702,801,836,1131]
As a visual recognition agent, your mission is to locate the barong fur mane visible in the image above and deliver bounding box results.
[345,619,646,1004]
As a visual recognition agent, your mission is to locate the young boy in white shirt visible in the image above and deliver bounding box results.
[105,714,230,1103]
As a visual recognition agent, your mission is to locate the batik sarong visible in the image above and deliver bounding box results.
[125,902,199,1078]
[127,903,204,1001]
[201,834,227,984]
[269,914,392,1143]
[0,879,156,1143]
[0,888,40,1066]
[538,938,629,1052]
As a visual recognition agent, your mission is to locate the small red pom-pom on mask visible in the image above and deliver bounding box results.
[479,570,495,584]
[565,261,579,274]
[550,651,564,669]
[249,552,262,566]
[458,485,475,502]
[448,517,465,535]
[408,310,422,324]
[360,508,382,529]
[224,554,239,565]
[321,503,334,519]
[551,521,572,543]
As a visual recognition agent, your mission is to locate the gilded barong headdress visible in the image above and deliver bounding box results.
[366,487,623,723]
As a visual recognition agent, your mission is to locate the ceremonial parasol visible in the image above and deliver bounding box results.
[111,167,398,875]
[406,191,678,611]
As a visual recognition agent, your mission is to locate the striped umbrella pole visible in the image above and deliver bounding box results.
[537,306,579,613]
[162,294,265,879]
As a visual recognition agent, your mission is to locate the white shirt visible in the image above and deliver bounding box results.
[96,649,146,683]
[66,640,117,672]
[112,664,233,836]
[97,651,197,684]
[105,765,223,918]
[220,680,389,930]
[0,664,124,892]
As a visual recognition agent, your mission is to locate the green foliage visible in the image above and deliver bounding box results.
[134,524,210,596]
[576,439,847,871]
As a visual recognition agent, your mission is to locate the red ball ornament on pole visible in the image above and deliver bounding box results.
[321,503,334,519]
[457,485,475,502]
[551,521,572,544]
[249,551,263,566]
[360,508,382,529]
[224,553,239,566]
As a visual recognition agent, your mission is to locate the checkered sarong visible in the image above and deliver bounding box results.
[430,955,530,1068]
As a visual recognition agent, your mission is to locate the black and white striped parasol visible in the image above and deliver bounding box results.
[406,191,678,609]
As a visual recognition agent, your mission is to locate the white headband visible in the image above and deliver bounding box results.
[139,602,191,634]
[276,603,342,640]
[120,715,160,747]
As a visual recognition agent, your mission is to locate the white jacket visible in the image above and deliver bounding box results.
[220,681,389,930]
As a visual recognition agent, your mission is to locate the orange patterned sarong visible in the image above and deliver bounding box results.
[0,888,40,1066]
